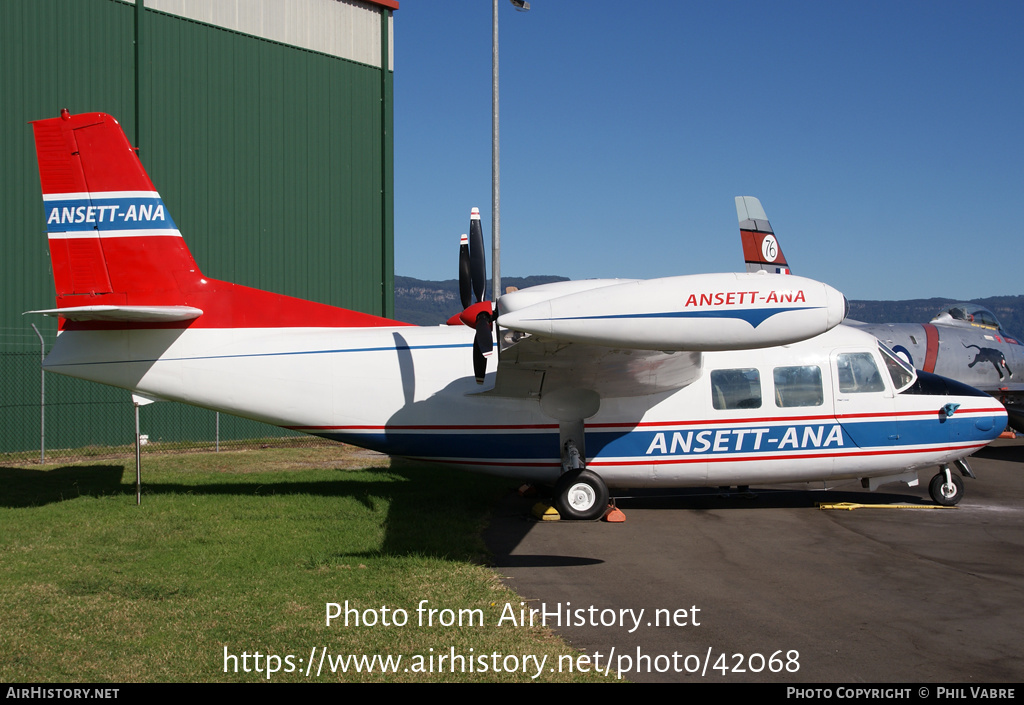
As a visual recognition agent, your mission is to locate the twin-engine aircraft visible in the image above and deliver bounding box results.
[27,111,1006,519]
[738,196,1024,433]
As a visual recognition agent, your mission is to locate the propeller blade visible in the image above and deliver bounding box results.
[458,234,472,310]
[473,341,487,384]
[473,310,492,385]
[469,207,486,303]
[475,311,493,357]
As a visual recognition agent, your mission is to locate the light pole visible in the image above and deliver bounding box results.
[492,0,529,303]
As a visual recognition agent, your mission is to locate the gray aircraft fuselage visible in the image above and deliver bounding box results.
[851,306,1024,430]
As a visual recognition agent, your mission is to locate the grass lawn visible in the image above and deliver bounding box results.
[0,446,609,682]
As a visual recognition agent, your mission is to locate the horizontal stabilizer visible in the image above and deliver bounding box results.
[25,305,203,322]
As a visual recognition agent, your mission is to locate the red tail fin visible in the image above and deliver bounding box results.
[33,112,201,307]
[31,111,406,329]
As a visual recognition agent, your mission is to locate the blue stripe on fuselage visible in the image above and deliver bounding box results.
[311,413,999,462]
[538,307,822,328]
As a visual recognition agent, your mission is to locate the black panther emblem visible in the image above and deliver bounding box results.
[964,342,1014,380]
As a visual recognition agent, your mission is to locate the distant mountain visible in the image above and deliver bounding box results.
[395,276,1024,334]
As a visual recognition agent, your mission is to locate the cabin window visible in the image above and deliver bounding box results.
[773,366,823,407]
[711,368,761,410]
[836,353,886,393]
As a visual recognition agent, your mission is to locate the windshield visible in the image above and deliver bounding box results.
[879,342,916,392]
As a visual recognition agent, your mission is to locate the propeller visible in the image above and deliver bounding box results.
[456,207,494,384]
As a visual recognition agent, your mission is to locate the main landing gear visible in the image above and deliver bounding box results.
[554,469,609,521]
[553,440,610,521]
[928,460,973,506]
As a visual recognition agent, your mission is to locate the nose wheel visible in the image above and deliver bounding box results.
[928,468,965,506]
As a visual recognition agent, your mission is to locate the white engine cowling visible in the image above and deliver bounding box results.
[496,272,847,351]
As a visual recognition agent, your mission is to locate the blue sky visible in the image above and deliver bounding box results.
[392,1,1024,301]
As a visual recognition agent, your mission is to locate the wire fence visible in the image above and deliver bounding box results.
[0,351,333,466]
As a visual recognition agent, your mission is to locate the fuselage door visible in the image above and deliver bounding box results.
[768,362,839,479]
[831,348,898,449]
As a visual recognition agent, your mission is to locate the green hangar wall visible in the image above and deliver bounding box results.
[0,0,397,454]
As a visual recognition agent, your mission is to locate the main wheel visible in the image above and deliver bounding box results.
[554,469,609,521]
[929,472,964,506]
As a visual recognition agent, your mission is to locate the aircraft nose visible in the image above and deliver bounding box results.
[983,396,1008,433]
[910,370,1008,441]
[962,387,1007,439]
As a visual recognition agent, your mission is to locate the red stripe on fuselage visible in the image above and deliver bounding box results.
[588,441,990,467]
[922,323,939,373]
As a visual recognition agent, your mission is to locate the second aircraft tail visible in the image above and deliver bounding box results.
[736,196,790,275]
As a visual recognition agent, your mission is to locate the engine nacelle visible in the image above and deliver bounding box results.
[496,272,847,351]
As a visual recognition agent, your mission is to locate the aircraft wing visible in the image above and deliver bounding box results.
[487,333,703,399]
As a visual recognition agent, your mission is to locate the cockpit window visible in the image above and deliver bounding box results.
[836,353,886,394]
[878,343,916,393]
[933,303,1002,330]
[711,369,761,410]
[972,309,1000,328]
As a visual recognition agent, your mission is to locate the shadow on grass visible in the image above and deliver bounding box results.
[5,457,956,570]
[0,458,523,562]
[0,464,126,508]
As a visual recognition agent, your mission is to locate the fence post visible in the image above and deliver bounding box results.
[131,394,156,505]
[31,324,45,464]
[134,401,142,505]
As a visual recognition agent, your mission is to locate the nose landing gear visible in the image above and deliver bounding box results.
[928,463,967,506]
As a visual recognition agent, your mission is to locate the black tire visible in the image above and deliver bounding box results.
[554,469,609,521]
[929,472,964,506]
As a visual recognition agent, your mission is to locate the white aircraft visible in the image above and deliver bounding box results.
[26,111,1006,519]
[738,195,1024,432]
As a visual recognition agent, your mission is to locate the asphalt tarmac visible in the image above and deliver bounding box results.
[484,439,1024,683]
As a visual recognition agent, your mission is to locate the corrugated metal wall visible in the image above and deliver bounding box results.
[0,0,395,453]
